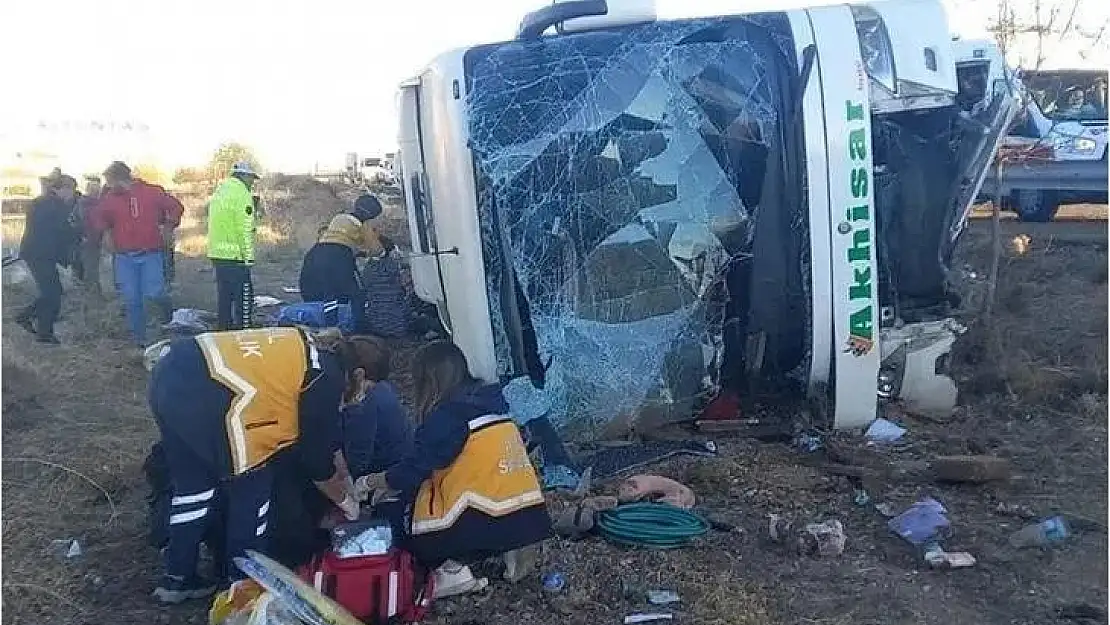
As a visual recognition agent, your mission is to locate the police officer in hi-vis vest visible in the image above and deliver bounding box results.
[355,341,552,599]
[148,327,382,604]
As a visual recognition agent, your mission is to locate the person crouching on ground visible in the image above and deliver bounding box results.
[355,340,551,599]
[262,335,412,570]
[148,327,379,603]
[298,194,388,334]
[340,336,413,477]
[88,161,183,347]
[17,174,79,344]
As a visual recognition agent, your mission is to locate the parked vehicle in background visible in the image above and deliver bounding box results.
[956,39,1108,221]
[340,152,397,187]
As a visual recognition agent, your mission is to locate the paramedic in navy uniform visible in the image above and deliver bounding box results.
[148,327,381,604]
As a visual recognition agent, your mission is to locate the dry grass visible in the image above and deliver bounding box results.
[2,215,25,251]
[2,300,158,624]
[1,192,1106,625]
[952,216,1109,403]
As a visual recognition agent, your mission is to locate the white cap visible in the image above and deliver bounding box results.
[230,161,260,178]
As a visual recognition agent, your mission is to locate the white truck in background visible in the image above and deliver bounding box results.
[396,0,1016,437]
[955,39,1108,221]
[343,152,397,187]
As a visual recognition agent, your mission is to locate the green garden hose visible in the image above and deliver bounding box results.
[595,502,710,549]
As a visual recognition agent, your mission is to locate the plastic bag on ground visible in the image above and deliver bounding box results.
[210,579,266,625]
[888,498,950,546]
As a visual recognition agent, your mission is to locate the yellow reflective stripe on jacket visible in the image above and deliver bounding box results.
[411,414,544,535]
[318,213,384,256]
[196,328,309,474]
[206,177,255,262]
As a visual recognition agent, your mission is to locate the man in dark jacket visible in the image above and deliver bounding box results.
[17,175,79,344]
[76,176,104,294]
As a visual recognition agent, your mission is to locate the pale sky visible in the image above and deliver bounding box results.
[0,0,1104,174]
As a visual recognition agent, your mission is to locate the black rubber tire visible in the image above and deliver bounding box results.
[1014,189,1060,223]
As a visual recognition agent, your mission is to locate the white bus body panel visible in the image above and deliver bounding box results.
[864,0,956,94]
[396,83,439,305]
[787,10,834,394]
[807,4,882,429]
[406,52,500,383]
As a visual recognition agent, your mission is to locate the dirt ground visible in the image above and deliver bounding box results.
[2,189,1106,625]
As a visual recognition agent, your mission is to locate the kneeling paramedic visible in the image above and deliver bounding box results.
[356,341,551,598]
[148,327,382,603]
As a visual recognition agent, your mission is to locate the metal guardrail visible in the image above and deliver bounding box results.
[980,159,1109,194]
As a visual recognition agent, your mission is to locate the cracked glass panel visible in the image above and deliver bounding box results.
[464,14,809,438]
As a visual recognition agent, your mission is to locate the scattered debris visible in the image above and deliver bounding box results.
[1009,517,1070,548]
[923,543,977,569]
[618,475,696,509]
[624,613,674,624]
[646,590,680,606]
[282,286,301,294]
[866,418,907,443]
[798,520,847,557]
[542,572,567,594]
[888,498,951,546]
[853,489,872,506]
[163,308,214,335]
[933,455,1012,483]
[552,496,618,537]
[579,440,717,480]
[875,502,899,517]
[793,432,824,453]
[253,295,284,308]
[49,538,83,559]
[572,466,593,498]
[693,418,761,433]
[768,514,793,543]
[543,572,573,615]
[995,502,1036,519]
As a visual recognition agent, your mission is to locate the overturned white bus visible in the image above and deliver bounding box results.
[396,0,1016,437]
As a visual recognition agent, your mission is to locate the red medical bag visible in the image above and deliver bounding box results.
[299,548,433,624]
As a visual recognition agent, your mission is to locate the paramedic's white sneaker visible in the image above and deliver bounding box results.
[503,545,540,583]
[433,561,489,599]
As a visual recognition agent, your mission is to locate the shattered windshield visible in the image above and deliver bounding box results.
[1024,70,1108,122]
[464,15,809,438]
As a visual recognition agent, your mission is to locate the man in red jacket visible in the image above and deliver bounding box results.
[88,162,184,347]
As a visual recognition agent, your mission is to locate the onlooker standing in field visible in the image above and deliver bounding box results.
[206,161,260,330]
[89,161,184,347]
[16,175,79,344]
[74,176,104,294]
